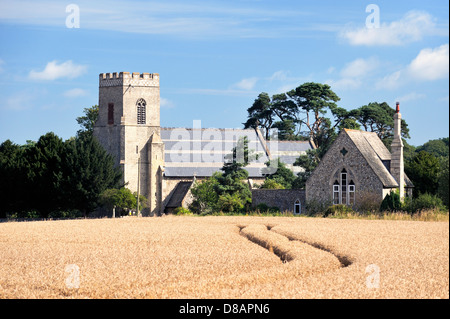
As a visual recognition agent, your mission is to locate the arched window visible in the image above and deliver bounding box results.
[333,180,340,205]
[333,169,355,206]
[136,98,146,124]
[349,180,355,205]
[294,200,301,215]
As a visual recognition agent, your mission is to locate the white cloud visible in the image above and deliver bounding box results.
[160,97,175,109]
[407,44,449,81]
[327,57,379,90]
[63,88,88,98]
[232,77,259,90]
[376,44,449,89]
[395,92,426,103]
[341,11,445,46]
[29,60,87,81]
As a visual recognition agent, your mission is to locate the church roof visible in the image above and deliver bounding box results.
[161,127,313,178]
[343,129,413,188]
[165,181,193,208]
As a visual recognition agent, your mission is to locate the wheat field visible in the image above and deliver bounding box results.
[0,216,448,299]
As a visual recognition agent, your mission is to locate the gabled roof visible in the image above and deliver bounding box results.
[165,181,193,208]
[343,129,412,188]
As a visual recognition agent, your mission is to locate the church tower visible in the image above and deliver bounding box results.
[390,101,405,200]
[94,72,164,215]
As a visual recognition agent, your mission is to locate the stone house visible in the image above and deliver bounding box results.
[305,103,413,208]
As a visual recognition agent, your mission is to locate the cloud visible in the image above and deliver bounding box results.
[232,77,259,90]
[376,44,449,89]
[29,60,87,81]
[340,11,446,46]
[327,57,379,90]
[395,92,426,103]
[63,88,88,98]
[160,97,175,109]
[407,44,449,81]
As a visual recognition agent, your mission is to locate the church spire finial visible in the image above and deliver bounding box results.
[395,101,400,113]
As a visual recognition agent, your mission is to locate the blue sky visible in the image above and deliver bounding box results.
[0,0,448,147]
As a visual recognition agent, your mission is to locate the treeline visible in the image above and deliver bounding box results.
[0,106,125,219]
[0,132,122,218]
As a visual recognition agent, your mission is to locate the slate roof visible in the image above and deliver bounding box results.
[165,181,193,208]
[344,129,413,188]
[161,127,313,178]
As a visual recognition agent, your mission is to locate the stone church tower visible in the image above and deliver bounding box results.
[93,72,164,215]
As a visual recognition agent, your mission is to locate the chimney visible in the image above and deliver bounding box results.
[390,101,404,200]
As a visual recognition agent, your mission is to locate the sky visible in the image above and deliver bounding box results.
[0,0,448,147]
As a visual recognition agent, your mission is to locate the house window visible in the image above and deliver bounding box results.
[349,181,355,205]
[294,200,301,215]
[341,169,347,205]
[333,169,355,206]
[108,103,114,125]
[333,181,340,205]
[137,98,146,124]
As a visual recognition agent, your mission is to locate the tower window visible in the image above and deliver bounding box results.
[137,98,146,124]
[108,103,114,125]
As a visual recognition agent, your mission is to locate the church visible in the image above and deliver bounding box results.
[93,72,411,215]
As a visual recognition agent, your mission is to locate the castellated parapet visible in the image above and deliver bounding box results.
[99,72,160,87]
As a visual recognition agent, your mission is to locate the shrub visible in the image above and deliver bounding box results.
[173,207,194,216]
[324,204,355,217]
[410,193,446,213]
[354,191,381,214]
[380,190,401,212]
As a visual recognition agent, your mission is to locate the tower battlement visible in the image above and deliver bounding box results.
[99,72,159,87]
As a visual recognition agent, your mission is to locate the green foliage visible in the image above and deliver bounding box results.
[324,204,355,217]
[189,174,220,214]
[173,207,193,215]
[404,193,446,213]
[405,151,440,197]
[99,187,142,216]
[416,138,449,158]
[380,190,402,212]
[76,105,99,137]
[260,179,285,189]
[217,193,245,213]
[261,159,296,189]
[255,203,280,213]
[437,156,449,208]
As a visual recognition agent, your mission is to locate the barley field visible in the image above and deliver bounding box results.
[0,216,448,299]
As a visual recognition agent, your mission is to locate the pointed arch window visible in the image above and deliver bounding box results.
[333,169,355,206]
[136,98,146,124]
[294,199,301,215]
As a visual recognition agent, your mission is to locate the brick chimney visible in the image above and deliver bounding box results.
[390,102,404,200]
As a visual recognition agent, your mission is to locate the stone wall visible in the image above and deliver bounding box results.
[251,189,306,214]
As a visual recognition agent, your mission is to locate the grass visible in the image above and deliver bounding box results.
[0,216,448,299]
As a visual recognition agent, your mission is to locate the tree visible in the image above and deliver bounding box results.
[416,138,449,158]
[24,132,66,217]
[0,140,26,217]
[437,156,449,208]
[261,159,296,189]
[353,102,410,148]
[60,133,122,216]
[287,82,340,148]
[189,173,220,214]
[405,151,440,197]
[100,188,145,216]
[76,105,99,137]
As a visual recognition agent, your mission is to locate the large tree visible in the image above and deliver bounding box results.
[60,133,122,216]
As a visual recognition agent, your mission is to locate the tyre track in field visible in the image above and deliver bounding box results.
[238,224,353,273]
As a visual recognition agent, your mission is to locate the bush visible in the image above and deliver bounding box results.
[380,191,401,212]
[324,204,355,217]
[255,203,280,213]
[354,191,381,214]
[173,207,194,216]
[409,193,446,213]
